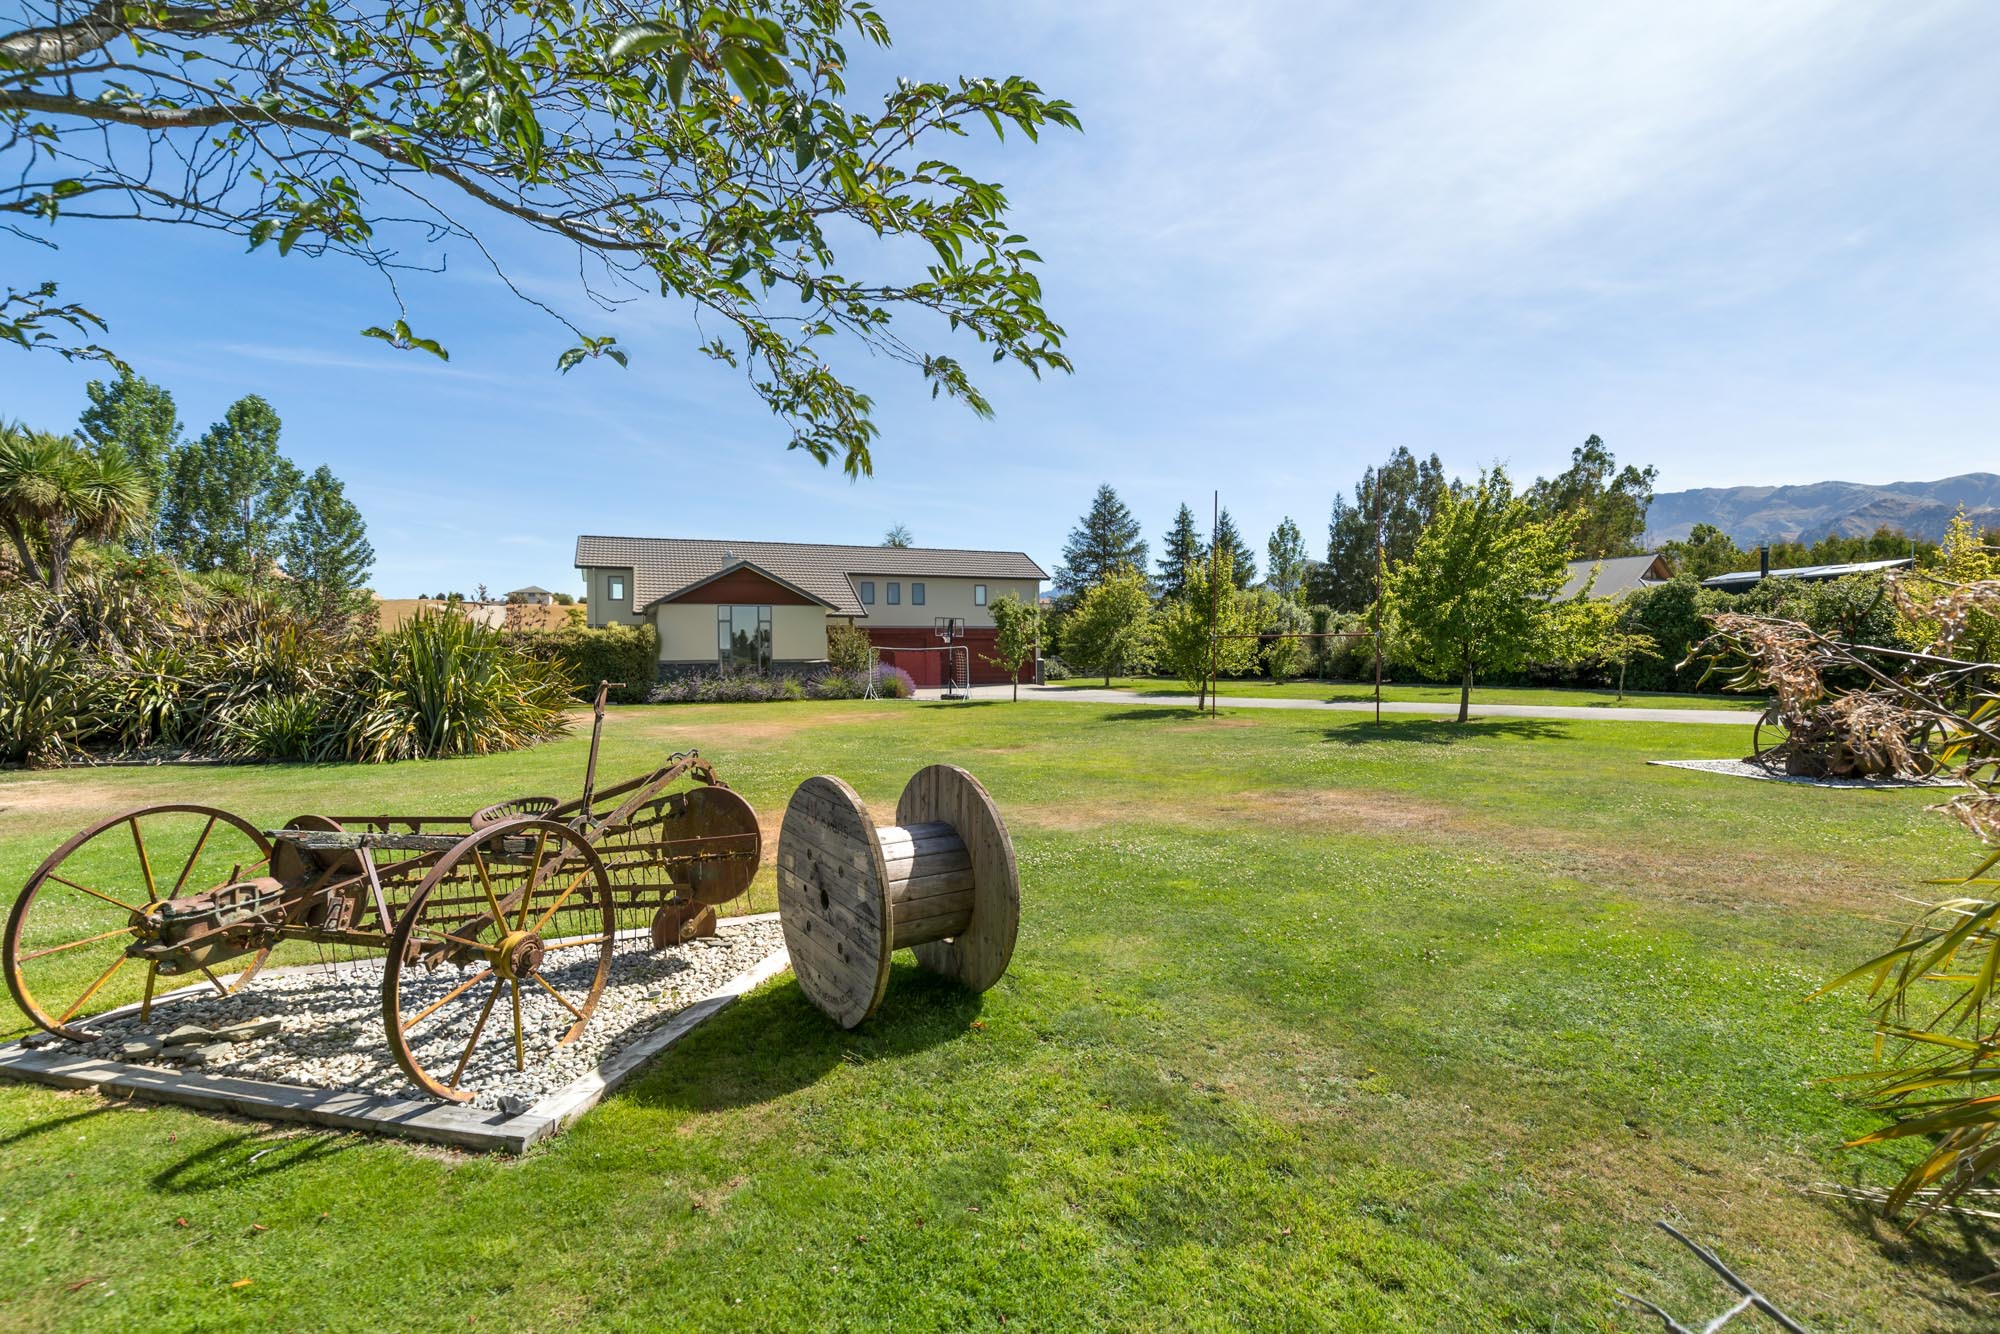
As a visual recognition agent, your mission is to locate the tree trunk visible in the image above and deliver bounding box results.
[46,518,71,599]
[0,513,47,587]
[1458,657,1473,723]
[1618,658,1627,702]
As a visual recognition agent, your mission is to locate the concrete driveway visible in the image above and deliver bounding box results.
[915,683,1756,726]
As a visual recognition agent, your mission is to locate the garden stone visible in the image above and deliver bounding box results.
[14,919,783,1110]
[119,1037,164,1061]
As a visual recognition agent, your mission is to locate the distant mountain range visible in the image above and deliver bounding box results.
[1645,473,2000,546]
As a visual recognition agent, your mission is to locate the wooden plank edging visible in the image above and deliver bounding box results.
[0,918,790,1154]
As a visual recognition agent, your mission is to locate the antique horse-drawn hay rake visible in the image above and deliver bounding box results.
[3,685,762,1102]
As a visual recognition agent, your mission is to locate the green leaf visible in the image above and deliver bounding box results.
[610,21,683,64]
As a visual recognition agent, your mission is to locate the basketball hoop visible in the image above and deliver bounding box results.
[935,617,969,700]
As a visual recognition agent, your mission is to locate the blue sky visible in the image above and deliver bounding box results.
[7,1,1999,595]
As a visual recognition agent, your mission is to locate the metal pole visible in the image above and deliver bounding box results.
[1207,490,1221,716]
[581,679,620,816]
[1373,487,1384,726]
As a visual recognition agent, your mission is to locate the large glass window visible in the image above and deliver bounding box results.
[887,581,900,605]
[911,582,925,605]
[859,580,875,605]
[717,605,773,671]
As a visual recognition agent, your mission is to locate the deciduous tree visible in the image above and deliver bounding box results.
[1063,565,1153,685]
[1154,548,1255,709]
[1524,435,1656,560]
[1265,516,1307,602]
[1386,472,1579,721]
[985,593,1042,701]
[76,369,181,548]
[0,1,1078,477]
[1659,522,1744,581]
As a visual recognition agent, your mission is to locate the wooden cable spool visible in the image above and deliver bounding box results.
[776,765,1019,1028]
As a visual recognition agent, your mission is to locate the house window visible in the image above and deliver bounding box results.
[887,581,900,605]
[911,582,925,605]
[717,605,772,671]
[859,581,875,605]
[607,575,626,602]
[974,584,987,606]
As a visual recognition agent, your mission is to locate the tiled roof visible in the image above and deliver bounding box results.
[574,535,1047,616]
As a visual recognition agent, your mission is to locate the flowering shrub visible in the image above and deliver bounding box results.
[871,664,917,698]
[646,667,914,704]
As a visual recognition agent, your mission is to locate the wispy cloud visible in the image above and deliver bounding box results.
[215,342,513,385]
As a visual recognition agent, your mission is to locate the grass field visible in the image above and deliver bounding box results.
[1047,676,1769,711]
[0,700,1986,1330]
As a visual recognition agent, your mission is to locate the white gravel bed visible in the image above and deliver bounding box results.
[1647,758,1959,789]
[64,918,784,1110]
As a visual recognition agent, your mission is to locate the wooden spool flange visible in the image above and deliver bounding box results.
[776,765,1019,1029]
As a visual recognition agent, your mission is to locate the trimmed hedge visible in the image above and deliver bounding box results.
[506,623,657,703]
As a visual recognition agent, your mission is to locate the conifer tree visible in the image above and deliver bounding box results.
[280,465,376,624]
[158,395,300,574]
[1156,503,1203,600]
[1212,507,1256,590]
[1055,483,1148,596]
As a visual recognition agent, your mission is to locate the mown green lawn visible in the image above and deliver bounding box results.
[0,701,1986,1330]
[1049,675,1768,711]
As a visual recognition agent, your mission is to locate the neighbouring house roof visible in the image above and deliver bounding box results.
[1558,552,1674,600]
[1700,556,1914,591]
[508,585,554,596]
[573,535,1049,617]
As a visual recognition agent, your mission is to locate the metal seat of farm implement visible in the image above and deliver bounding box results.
[471,796,561,828]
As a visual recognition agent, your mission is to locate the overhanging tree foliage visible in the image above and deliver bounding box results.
[1,0,1078,476]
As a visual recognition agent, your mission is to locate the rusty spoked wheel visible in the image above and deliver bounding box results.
[1751,703,1786,764]
[4,804,274,1041]
[382,818,615,1102]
